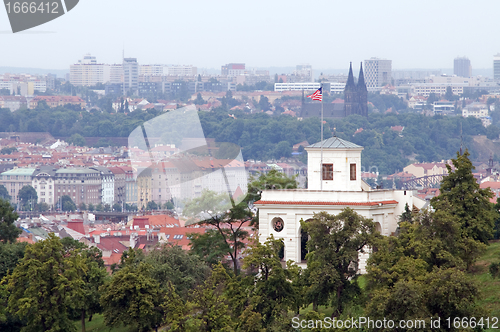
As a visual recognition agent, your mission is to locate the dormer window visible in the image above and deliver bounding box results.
[322,164,333,180]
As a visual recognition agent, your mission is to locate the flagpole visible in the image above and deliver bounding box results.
[320,83,323,191]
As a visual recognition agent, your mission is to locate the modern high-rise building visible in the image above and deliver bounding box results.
[494,54,500,80]
[70,54,123,86]
[123,58,139,95]
[364,57,392,89]
[454,57,471,77]
[70,54,105,86]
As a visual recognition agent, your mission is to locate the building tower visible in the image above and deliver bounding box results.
[454,57,471,77]
[357,62,368,116]
[344,62,357,116]
[364,57,392,89]
[123,58,138,95]
[344,63,368,117]
[494,54,500,81]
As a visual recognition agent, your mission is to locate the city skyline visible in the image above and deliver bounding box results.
[1,0,499,70]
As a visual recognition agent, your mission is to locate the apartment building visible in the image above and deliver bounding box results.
[0,168,36,205]
[28,96,86,109]
[54,168,102,208]
[454,57,471,77]
[364,57,392,89]
[123,58,139,95]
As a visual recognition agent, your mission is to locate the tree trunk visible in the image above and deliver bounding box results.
[313,301,318,312]
[81,309,86,332]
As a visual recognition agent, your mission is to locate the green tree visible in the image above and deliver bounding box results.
[145,244,210,300]
[431,150,496,267]
[187,263,235,331]
[183,190,251,275]
[258,95,271,111]
[87,203,95,212]
[163,200,175,210]
[67,133,86,147]
[0,241,26,280]
[493,198,500,239]
[0,199,20,243]
[366,206,484,330]
[70,246,107,332]
[246,169,298,204]
[301,209,376,316]
[194,93,205,105]
[78,203,87,211]
[17,186,37,211]
[486,124,500,140]
[61,195,77,212]
[5,234,82,332]
[161,281,189,332]
[100,254,162,331]
[444,86,454,101]
[0,185,11,202]
[37,202,49,212]
[103,204,111,212]
[243,236,297,326]
[146,200,158,210]
[112,203,122,212]
[189,229,230,268]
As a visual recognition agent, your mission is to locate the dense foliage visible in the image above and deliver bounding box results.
[3,94,498,175]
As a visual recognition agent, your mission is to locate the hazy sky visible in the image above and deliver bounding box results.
[0,0,498,70]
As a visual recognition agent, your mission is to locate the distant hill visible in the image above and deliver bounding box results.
[0,67,68,78]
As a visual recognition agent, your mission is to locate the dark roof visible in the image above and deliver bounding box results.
[307,136,362,149]
[345,62,356,91]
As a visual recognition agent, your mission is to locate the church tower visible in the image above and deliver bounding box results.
[344,62,368,117]
[357,62,368,116]
[343,62,357,117]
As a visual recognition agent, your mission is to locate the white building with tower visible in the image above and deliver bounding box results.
[255,136,424,273]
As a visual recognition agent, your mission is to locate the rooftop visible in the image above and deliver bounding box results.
[307,136,362,149]
[1,168,36,176]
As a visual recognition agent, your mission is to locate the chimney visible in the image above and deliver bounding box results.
[130,233,136,249]
[93,234,100,244]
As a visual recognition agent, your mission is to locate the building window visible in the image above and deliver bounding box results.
[322,164,333,180]
[350,164,356,181]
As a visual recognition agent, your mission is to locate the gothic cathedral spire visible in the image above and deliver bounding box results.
[357,62,368,116]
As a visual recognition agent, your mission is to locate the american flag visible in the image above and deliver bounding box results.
[307,87,322,101]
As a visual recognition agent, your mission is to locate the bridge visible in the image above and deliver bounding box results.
[401,174,445,190]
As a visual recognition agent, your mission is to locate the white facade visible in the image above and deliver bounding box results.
[140,64,167,76]
[107,64,123,84]
[410,83,466,97]
[123,58,139,95]
[274,82,346,94]
[364,58,392,89]
[32,172,55,207]
[166,65,197,76]
[256,137,422,273]
[463,102,488,118]
[70,54,106,86]
[494,53,500,80]
[425,75,470,84]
